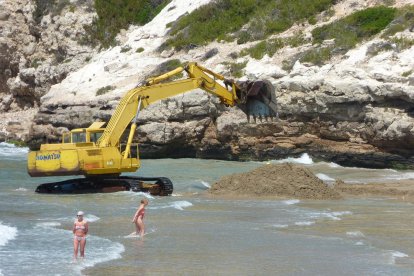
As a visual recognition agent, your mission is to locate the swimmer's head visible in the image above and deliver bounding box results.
[141,198,149,205]
[77,211,84,216]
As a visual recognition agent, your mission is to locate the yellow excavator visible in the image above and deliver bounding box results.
[28,62,277,195]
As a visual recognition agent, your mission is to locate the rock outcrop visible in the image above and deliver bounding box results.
[0,0,96,140]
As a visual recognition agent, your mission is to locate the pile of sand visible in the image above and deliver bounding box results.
[209,163,342,200]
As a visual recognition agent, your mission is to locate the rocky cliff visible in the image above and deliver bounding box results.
[0,0,96,140]
[1,0,413,169]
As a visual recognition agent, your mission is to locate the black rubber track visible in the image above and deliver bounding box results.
[35,175,173,196]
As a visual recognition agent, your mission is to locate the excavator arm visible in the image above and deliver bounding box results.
[98,62,244,148]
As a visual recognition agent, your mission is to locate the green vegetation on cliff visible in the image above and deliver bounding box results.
[382,5,414,37]
[163,0,336,51]
[298,6,397,65]
[241,34,306,59]
[241,5,413,64]
[33,0,169,48]
[312,6,396,48]
[83,0,170,48]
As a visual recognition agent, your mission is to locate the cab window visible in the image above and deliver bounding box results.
[63,133,70,143]
[72,132,86,143]
[90,132,103,143]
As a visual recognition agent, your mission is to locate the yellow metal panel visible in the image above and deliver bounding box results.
[40,143,77,151]
[75,142,94,147]
[27,151,37,173]
[88,122,106,129]
[33,150,61,172]
[60,150,80,171]
[121,158,140,170]
[27,149,81,176]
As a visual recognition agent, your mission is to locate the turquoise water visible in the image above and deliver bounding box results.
[1,142,414,275]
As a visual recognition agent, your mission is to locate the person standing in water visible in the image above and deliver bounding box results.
[132,198,148,239]
[73,211,88,260]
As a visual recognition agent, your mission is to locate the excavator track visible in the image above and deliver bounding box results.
[35,176,173,196]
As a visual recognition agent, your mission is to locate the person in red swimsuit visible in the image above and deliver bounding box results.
[132,198,149,240]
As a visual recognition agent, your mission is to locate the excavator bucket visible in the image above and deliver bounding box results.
[236,80,278,122]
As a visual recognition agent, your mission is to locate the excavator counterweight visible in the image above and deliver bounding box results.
[27,62,277,195]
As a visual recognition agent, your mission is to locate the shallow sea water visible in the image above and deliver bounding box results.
[1,142,414,275]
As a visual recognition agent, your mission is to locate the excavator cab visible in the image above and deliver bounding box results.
[62,122,105,144]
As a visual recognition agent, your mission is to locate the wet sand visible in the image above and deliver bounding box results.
[336,179,414,203]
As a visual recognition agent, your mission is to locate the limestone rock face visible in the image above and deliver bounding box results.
[0,0,96,139]
[274,43,414,156]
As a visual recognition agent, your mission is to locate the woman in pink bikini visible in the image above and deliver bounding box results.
[73,211,88,260]
[132,198,149,240]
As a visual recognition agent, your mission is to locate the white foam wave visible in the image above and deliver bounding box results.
[200,181,211,188]
[315,173,335,182]
[129,191,155,199]
[328,162,341,168]
[35,222,61,228]
[345,180,364,184]
[295,221,315,226]
[285,153,313,164]
[332,211,352,216]
[0,142,29,157]
[171,201,193,210]
[56,214,100,223]
[346,231,365,238]
[384,172,414,181]
[113,191,155,199]
[8,224,124,275]
[273,224,289,228]
[392,251,408,258]
[388,251,409,264]
[0,221,18,247]
[14,187,28,192]
[84,214,100,222]
[283,199,300,205]
[310,210,352,221]
[172,193,182,197]
[269,153,314,165]
[150,200,193,210]
[124,228,156,239]
[75,241,125,274]
[355,241,364,246]
[0,269,3,276]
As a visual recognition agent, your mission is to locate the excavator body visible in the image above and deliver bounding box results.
[28,124,140,177]
[28,62,277,195]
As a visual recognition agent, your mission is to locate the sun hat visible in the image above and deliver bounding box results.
[77,211,84,216]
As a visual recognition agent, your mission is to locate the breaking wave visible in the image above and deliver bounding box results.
[0,142,28,158]
[0,222,17,247]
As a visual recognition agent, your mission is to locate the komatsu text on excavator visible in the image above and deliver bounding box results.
[28,62,277,195]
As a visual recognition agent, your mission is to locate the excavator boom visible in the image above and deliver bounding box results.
[27,62,277,195]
